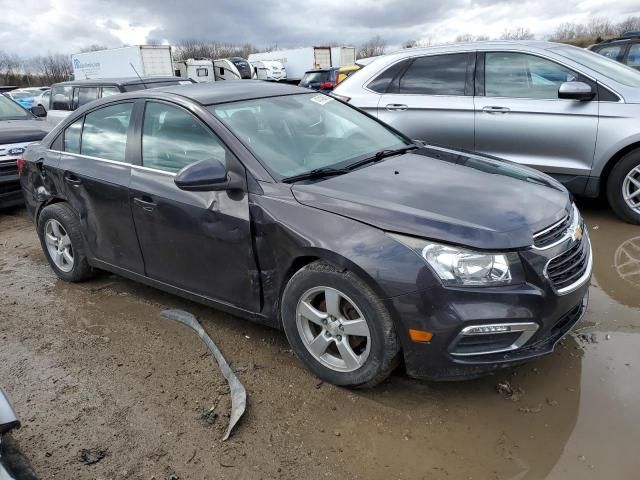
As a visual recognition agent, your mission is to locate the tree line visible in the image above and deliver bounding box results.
[2,15,639,88]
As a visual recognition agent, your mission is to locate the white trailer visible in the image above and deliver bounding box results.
[174,58,215,82]
[331,47,356,67]
[71,45,174,80]
[248,46,345,82]
[250,60,287,81]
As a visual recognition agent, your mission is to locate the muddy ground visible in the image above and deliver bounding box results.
[1,199,639,480]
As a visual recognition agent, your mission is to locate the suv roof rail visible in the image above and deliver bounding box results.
[622,30,640,38]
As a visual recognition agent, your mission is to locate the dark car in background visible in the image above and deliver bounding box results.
[46,76,195,126]
[589,31,640,70]
[20,82,591,387]
[0,94,49,208]
[299,67,340,91]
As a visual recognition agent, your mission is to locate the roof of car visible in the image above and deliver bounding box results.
[156,80,310,105]
[53,76,186,87]
[384,40,567,57]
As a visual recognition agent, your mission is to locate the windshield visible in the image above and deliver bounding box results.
[551,45,640,87]
[0,95,31,120]
[9,91,34,99]
[209,93,408,178]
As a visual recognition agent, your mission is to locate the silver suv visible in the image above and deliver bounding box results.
[334,41,640,224]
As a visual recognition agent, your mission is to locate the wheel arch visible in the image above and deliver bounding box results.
[600,141,640,197]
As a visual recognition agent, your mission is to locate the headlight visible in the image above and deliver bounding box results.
[389,233,513,287]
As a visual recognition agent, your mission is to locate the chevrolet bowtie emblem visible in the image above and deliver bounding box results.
[571,225,583,241]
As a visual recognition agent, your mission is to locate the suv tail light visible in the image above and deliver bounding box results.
[319,81,335,90]
[16,157,25,175]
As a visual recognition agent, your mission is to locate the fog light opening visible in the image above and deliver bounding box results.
[409,329,433,343]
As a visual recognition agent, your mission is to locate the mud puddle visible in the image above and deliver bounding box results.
[1,201,639,479]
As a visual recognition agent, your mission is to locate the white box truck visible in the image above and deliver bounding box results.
[248,46,354,82]
[71,45,174,80]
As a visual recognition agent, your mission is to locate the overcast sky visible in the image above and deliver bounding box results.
[1,0,639,57]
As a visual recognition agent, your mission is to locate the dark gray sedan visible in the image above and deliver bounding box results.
[19,82,591,387]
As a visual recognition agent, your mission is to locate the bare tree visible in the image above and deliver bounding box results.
[79,44,108,53]
[402,39,418,49]
[357,35,387,59]
[616,16,640,35]
[455,34,491,43]
[500,27,534,40]
[173,40,259,61]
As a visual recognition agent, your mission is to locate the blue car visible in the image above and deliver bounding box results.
[298,67,339,92]
[4,91,35,109]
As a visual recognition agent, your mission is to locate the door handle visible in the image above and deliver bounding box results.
[64,173,82,186]
[134,196,156,212]
[482,106,510,114]
[385,104,408,111]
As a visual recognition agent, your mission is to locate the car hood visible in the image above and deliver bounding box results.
[0,119,50,144]
[291,146,571,250]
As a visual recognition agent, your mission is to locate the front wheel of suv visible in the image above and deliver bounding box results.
[607,149,640,224]
[281,261,400,388]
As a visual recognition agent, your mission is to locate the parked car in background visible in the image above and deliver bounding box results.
[4,90,36,109]
[334,40,640,224]
[47,76,194,126]
[299,68,340,91]
[32,89,51,111]
[21,82,590,387]
[589,31,640,70]
[251,60,287,81]
[0,94,48,208]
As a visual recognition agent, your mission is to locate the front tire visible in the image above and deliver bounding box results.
[281,261,399,388]
[37,203,95,282]
[606,149,640,224]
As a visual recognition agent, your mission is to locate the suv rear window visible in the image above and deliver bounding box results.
[301,71,330,84]
[51,85,73,111]
[367,59,410,93]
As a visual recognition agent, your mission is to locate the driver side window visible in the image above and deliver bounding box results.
[142,101,227,173]
[485,52,582,100]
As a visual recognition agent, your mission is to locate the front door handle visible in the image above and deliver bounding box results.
[482,106,510,114]
[385,104,408,111]
[133,196,157,212]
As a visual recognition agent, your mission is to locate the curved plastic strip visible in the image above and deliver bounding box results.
[0,388,20,435]
[160,309,246,441]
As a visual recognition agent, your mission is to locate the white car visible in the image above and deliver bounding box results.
[32,89,51,111]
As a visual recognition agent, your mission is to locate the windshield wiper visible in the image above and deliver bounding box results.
[282,166,351,183]
[346,144,418,171]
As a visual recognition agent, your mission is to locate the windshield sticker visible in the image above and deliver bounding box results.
[310,95,333,106]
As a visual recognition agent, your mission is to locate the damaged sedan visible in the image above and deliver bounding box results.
[19,82,591,387]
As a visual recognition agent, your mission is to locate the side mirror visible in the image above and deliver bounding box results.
[558,81,595,101]
[31,105,47,117]
[174,159,243,192]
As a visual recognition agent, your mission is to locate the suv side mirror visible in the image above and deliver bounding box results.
[558,81,595,101]
[31,105,47,117]
[174,159,243,192]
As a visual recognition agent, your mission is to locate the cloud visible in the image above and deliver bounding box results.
[0,0,638,57]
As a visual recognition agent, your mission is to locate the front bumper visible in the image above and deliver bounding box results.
[0,174,22,209]
[385,232,592,381]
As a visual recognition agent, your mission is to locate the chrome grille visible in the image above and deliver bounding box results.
[546,234,591,293]
[533,213,571,249]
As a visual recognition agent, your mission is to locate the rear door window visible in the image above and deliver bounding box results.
[627,44,640,68]
[80,102,133,162]
[50,85,73,111]
[142,101,227,173]
[594,44,625,61]
[367,59,410,93]
[396,54,469,95]
[76,87,99,108]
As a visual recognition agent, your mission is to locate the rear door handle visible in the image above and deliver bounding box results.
[64,173,82,186]
[385,104,408,111]
[482,106,510,114]
[134,196,156,212]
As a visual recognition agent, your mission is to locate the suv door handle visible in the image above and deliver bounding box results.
[133,196,156,212]
[385,104,408,111]
[482,106,510,114]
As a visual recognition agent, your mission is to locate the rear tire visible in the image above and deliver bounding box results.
[37,203,95,282]
[281,261,400,388]
[606,149,640,224]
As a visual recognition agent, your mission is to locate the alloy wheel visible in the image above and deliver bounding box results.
[622,165,640,214]
[44,219,74,273]
[295,286,371,372]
